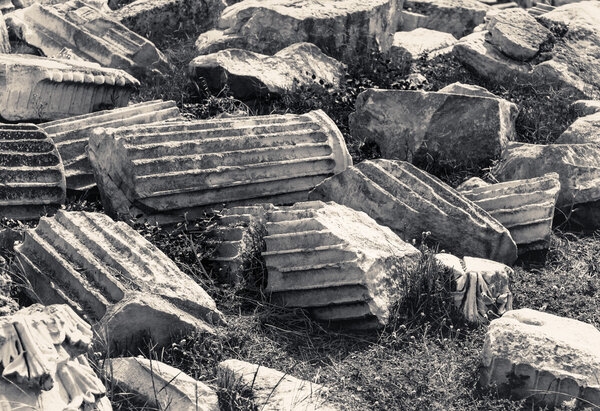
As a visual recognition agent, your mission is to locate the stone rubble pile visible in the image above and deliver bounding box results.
[400,0,489,37]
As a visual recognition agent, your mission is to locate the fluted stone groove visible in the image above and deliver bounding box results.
[0,124,66,220]
[6,0,170,77]
[88,110,352,224]
[13,210,223,350]
[0,54,138,121]
[41,100,181,191]
[309,159,517,265]
[459,173,560,253]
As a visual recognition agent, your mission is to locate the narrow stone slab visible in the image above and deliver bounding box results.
[391,28,456,61]
[41,100,181,191]
[0,124,66,220]
[481,309,600,408]
[459,173,560,253]
[12,210,223,350]
[0,10,9,52]
[309,159,518,264]
[88,110,352,224]
[0,54,138,121]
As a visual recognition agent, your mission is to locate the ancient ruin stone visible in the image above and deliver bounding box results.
[112,0,226,42]
[41,100,181,191]
[309,159,518,264]
[104,357,219,411]
[435,254,513,323]
[0,124,66,220]
[528,3,555,17]
[0,54,138,121]
[218,359,338,411]
[195,0,402,63]
[481,309,600,408]
[0,304,111,410]
[571,100,600,117]
[555,111,600,144]
[438,82,498,98]
[0,10,9,53]
[349,88,517,167]
[493,142,600,229]
[391,28,456,61]
[189,42,346,99]
[459,173,560,253]
[262,201,422,329]
[6,0,170,77]
[401,0,488,38]
[88,110,352,224]
[12,210,223,350]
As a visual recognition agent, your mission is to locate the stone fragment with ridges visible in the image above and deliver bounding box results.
[0,123,66,220]
[309,159,517,264]
[41,100,181,191]
[88,109,352,224]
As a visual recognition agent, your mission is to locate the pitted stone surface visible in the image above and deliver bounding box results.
[0,124,66,220]
[401,0,488,38]
[88,110,352,224]
[459,173,560,253]
[309,159,518,264]
[41,100,181,191]
[0,54,138,121]
[13,210,223,350]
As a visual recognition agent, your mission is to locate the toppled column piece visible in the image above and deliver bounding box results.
[189,42,346,99]
[481,309,600,408]
[309,159,518,265]
[6,0,170,77]
[401,0,488,37]
[435,254,513,323]
[0,54,138,121]
[218,359,339,411]
[41,100,181,191]
[0,304,111,410]
[262,201,422,330]
[0,124,66,220]
[13,210,224,350]
[88,110,352,224]
[104,357,219,411]
[459,173,560,253]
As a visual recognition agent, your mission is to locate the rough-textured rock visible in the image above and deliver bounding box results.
[555,111,600,144]
[0,124,66,220]
[104,357,219,411]
[195,0,403,63]
[486,8,553,61]
[571,99,600,117]
[261,201,421,330]
[349,88,517,166]
[12,210,223,350]
[391,28,456,61]
[189,43,346,99]
[0,54,138,121]
[0,304,111,410]
[438,82,497,98]
[493,142,600,228]
[456,176,490,191]
[218,359,338,410]
[112,0,226,42]
[481,309,600,408]
[528,3,555,16]
[88,110,352,224]
[401,0,489,38]
[0,10,9,53]
[459,173,560,253]
[6,0,170,77]
[41,100,181,191]
[435,254,513,323]
[309,159,518,264]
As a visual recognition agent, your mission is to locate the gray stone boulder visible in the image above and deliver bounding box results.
[571,99,600,117]
[555,111,600,144]
[438,82,498,98]
[391,28,456,61]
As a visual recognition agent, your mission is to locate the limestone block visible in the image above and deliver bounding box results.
[528,3,555,16]
[12,210,223,350]
[194,0,403,63]
[456,177,490,191]
[0,304,111,410]
[459,173,560,253]
[104,357,219,411]
[6,0,170,77]
[0,124,66,220]
[438,82,498,98]
[218,359,338,411]
[88,110,352,224]
[571,99,600,117]
[481,309,600,408]
[0,10,9,53]
[349,88,518,167]
[309,159,518,265]
[189,42,346,99]
[41,100,181,191]
[555,111,600,144]
[0,54,138,121]
[401,0,489,37]
[391,28,456,61]
[262,201,422,330]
